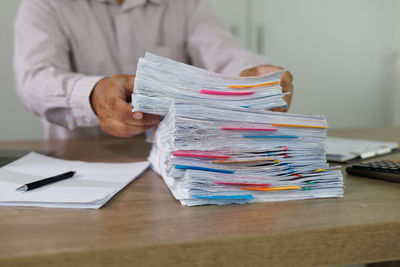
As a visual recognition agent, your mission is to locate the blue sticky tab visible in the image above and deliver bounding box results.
[174,165,235,174]
[240,106,250,108]
[243,135,298,138]
[283,105,287,109]
[193,195,254,200]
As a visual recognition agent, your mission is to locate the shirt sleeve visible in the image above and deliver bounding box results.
[186,0,268,76]
[13,0,104,130]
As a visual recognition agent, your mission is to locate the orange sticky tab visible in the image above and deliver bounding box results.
[271,123,328,129]
[240,186,302,191]
[229,81,279,89]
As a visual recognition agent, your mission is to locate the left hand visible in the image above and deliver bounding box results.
[240,65,293,112]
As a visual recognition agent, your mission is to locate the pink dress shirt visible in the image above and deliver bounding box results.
[14,0,267,140]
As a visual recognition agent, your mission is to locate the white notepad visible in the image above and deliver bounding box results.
[0,152,149,209]
[326,137,399,163]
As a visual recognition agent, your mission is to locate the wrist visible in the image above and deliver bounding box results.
[90,78,108,115]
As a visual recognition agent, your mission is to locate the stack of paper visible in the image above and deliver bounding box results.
[133,54,343,206]
[132,53,287,116]
[148,103,343,206]
[0,152,149,209]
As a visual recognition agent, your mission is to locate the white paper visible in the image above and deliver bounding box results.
[0,152,149,209]
[326,137,399,162]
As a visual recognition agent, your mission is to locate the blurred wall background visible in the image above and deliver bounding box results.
[0,0,43,141]
[0,0,399,141]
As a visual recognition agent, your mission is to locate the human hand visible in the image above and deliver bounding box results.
[90,75,161,137]
[240,65,293,112]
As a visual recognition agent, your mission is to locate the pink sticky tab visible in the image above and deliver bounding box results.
[214,182,272,186]
[221,126,278,131]
[200,89,254,96]
[172,151,231,159]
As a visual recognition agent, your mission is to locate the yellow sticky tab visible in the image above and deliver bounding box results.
[271,123,328,129]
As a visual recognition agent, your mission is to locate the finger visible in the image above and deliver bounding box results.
[132,112,143,120]
[125,75,135,93]
[100,117,154,138]
[123,75,135,96]
[104,93,161,126]
[281,71,293,87]
[240,67,258,77]
[256,65,283,76]
[269,107,284,112]
[106,96,134,120]
[124,114,161,127]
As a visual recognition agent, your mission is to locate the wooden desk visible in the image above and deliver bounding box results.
[1,128,400,267]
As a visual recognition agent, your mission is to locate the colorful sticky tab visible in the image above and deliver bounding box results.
[213,158,275,164]
[174,165,235,174]
[228,81,279,88]
[200,90,254,95]
[193,195,254,200]
[221,126,278,131]
[271,123,328,129]
[172,151,231,159]
[243,135,298,138]
[240,186,302,191]
[214,181,272,186]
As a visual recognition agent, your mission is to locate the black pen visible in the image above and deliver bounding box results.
[16,171,76,192]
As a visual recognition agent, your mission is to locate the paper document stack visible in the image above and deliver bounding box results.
[148,103,343,206]
[133,53,343,206]
[133,53,287,116]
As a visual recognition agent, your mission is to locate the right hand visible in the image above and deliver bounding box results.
[90,75,161,137]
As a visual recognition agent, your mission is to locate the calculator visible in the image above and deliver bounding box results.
[346,159,400,183]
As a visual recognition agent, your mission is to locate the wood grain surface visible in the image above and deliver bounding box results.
[0,129,400,267]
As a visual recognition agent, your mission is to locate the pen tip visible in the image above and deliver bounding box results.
[16,185,28,192]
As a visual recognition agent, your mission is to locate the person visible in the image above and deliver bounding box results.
[14,0,293,140]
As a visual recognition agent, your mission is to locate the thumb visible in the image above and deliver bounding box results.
[123,75,135,94]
